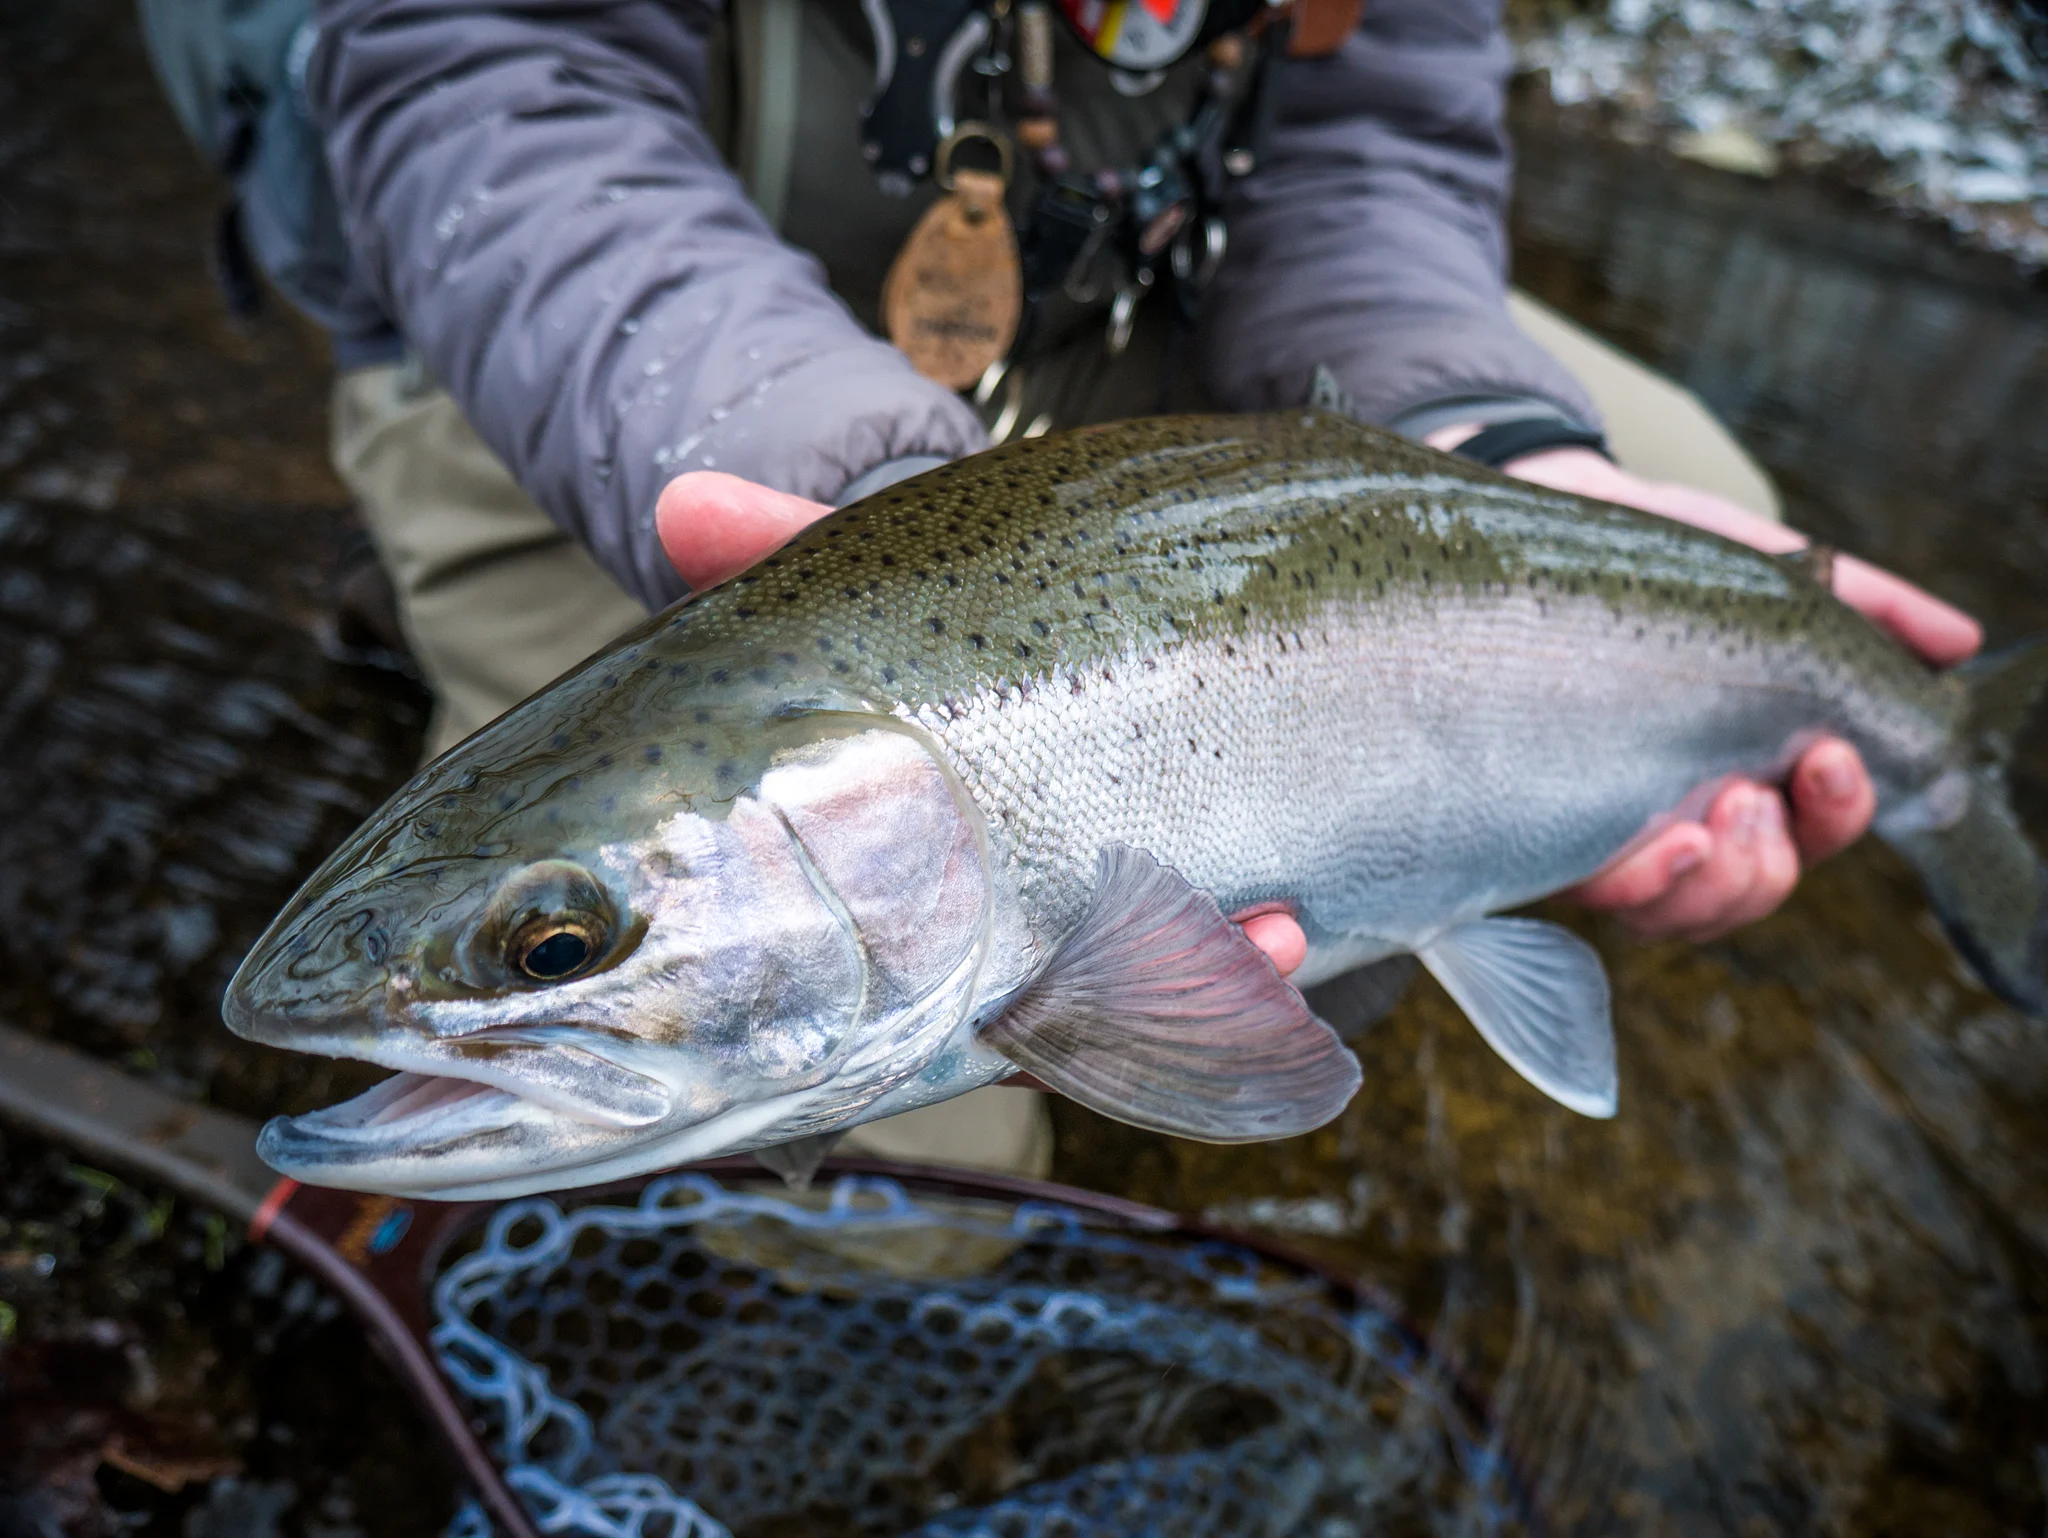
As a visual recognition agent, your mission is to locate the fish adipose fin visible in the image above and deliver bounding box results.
[1882,638,2048,1015]
[753,1130,845,1190]
[981,846,1361,1142]
[1778,543,1836,589]
[1416,918,1618,1118]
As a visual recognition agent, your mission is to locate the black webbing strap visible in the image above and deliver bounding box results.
[1453,418,1611,468]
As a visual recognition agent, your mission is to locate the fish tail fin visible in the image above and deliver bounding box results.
[1882,638,2048,1014]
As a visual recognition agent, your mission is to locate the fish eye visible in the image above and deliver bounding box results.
[477,860,622,987]
[510,917,603,982]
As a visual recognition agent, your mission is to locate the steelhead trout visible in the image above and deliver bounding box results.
[224,413,2048,1198]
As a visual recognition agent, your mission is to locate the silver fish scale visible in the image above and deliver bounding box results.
[914,583,1930,986]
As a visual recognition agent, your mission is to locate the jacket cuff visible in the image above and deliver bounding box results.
[1382,392,1599,442]
[624,346,988,609]
[1310,315,1605,440]
[835,454,952,506]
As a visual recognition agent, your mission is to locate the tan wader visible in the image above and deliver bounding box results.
[330,1,1779,1179]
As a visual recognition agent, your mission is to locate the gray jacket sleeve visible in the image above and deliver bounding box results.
[1197,0,1600,433]
[308,0,988,610]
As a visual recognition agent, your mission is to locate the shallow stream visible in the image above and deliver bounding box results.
[2,7,2046,1535]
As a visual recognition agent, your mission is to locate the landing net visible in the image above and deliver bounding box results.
[433,1173,1522,1537]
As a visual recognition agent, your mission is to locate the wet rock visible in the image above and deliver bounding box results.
[1519,0,2048,265]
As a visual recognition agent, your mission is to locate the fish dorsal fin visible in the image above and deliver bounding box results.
[981,846,1361,1142]
[753,1130,845,1190]
[1417,917,1617,1117]
[1779,543,1836,589]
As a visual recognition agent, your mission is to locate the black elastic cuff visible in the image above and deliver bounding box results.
[1452,418,1611,468]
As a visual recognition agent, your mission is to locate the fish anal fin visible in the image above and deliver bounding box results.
[1417,917,1617,1118]
[981,846,1361,1142]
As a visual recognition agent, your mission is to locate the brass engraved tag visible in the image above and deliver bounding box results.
[884,165,1022,391]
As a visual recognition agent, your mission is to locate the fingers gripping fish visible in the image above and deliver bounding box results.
[224,414,2048,1199]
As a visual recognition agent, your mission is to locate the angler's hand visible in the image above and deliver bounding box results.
[1485,444,1982,941]
[656,471,834,593]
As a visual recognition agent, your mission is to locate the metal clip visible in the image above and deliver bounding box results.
[1061,214,1115,305]
[987,364,1029,443]
[1171,215,1228,288]
[1105,268,1154,356]
[933,121,1015,191]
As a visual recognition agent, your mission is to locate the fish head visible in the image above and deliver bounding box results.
[225,642,991,1199]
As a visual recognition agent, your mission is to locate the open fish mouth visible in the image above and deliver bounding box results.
[250,1026,679,1188]
[262,1071,538,1160]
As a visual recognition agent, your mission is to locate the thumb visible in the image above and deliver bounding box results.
[656,471,831,593]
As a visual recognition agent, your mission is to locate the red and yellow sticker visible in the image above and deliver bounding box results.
[1056,0,1209,70]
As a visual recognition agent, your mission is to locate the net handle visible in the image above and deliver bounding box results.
[0,1019,275,1224]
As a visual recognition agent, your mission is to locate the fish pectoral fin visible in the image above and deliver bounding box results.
[1417,917,1618,1118]
[981,845,1361,1142]
[753,1130,844,1190]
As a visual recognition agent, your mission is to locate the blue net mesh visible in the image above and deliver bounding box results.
[432,1173,1521,1537]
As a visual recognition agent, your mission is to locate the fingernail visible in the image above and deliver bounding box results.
[1815,754,1858,801]
[1732,789,1776,844]
[1728,792,1757,845]
[1751,792,1785,838]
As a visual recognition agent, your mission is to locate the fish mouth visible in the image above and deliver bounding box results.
[249,1024,682,1194]
[259,1071,541,1174]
